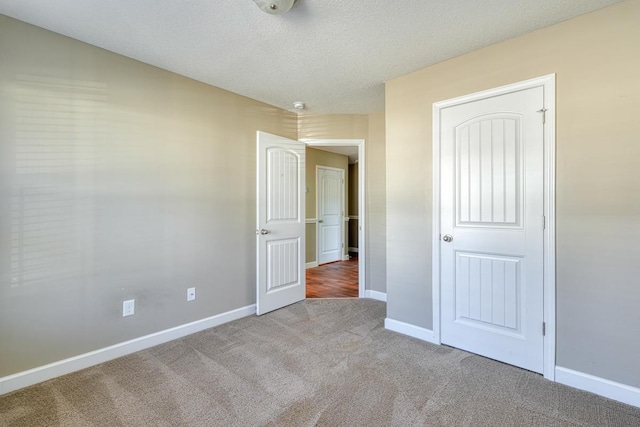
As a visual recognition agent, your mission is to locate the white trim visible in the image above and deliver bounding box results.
[556,367,640,408]
[431,84,442,344]
[303,139,366,298]
[305,261,318,269]
[364,290,387,302]
[384,318,438,344]
[305,218,317,224]
[348,247,359,253]
[0,304,256,396]
[542,76,557,381]
[432,74,557,377]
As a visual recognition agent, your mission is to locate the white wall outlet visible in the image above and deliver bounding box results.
[123,299,135,317]
[187,287,196,302]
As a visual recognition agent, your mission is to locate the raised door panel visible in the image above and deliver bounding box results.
[455,252,522,335]
[456,115,522,228]
[267,148,300,223]
[267,238,300,292]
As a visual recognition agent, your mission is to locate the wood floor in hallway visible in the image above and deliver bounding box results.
[306,257,359,298]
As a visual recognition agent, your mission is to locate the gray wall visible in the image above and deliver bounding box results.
[0,15,297,377]
[385,0,640,388]
[348,163,358,250]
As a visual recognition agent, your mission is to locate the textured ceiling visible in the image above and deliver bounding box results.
[0,0,622,114]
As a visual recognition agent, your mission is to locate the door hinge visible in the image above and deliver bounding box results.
[341,179,345,184]
[543,215,546,230]
[542,322,546,336]
[341,243,344,248]
[537,108,548,124]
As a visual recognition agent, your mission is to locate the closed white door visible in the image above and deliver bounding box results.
[256,131,305,315]
[317,166,343,265]
[440,87,544,373]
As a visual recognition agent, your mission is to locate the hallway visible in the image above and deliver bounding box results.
[306,258,358,298]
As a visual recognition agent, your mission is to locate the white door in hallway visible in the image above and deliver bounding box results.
[256,131,305,315]
[439,87,545,373]
[317,166,344,265]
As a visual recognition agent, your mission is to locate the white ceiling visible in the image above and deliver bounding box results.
[0,0,621,114]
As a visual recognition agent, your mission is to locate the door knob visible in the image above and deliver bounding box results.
[257,229,270,235]
[442,234,453,242]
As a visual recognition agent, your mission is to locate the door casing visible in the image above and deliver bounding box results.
[432,74,556,380]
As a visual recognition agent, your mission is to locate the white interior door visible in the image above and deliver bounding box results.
[317,166,343,265]
[256,131,305,315]
[440,87,545,373]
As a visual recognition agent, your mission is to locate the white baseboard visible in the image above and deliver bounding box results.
[348,247,359,253]
[342,254,350,261]
[555,366,640,408]
[384,318,438,344]
[364,290,387,302]
[0,304,256,396]
[306,261,318,269]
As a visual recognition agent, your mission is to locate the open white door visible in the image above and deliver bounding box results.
[256,131,305,315]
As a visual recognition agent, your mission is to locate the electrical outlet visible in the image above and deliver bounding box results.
[187,287,196,302]
[123,299,135,317]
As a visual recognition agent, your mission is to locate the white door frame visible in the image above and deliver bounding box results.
[302,139,366,298]
[316,165,346,265]
[432,74,556,380]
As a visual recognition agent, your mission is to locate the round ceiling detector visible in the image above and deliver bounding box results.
[254,0,298,15]
[293,101,305,110]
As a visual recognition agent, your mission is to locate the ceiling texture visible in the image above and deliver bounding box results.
[0,0,622,114]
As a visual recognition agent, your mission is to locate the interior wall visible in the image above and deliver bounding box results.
[385,0,640,388]
[298,114,368,141]
[305,147,349,263]
[348,164,359,217]
[0,15,297,377]
[348,163,359,251]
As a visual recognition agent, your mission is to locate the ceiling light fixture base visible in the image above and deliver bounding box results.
[254,0,298,15]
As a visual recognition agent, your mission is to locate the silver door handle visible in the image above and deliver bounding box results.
[257,229,270,235]
[442,234,453,242]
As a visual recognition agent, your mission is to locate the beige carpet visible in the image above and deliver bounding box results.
[1,299,639,426]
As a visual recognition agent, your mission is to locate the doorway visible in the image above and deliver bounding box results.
[432,75,556,379]
[303,139,366,298]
